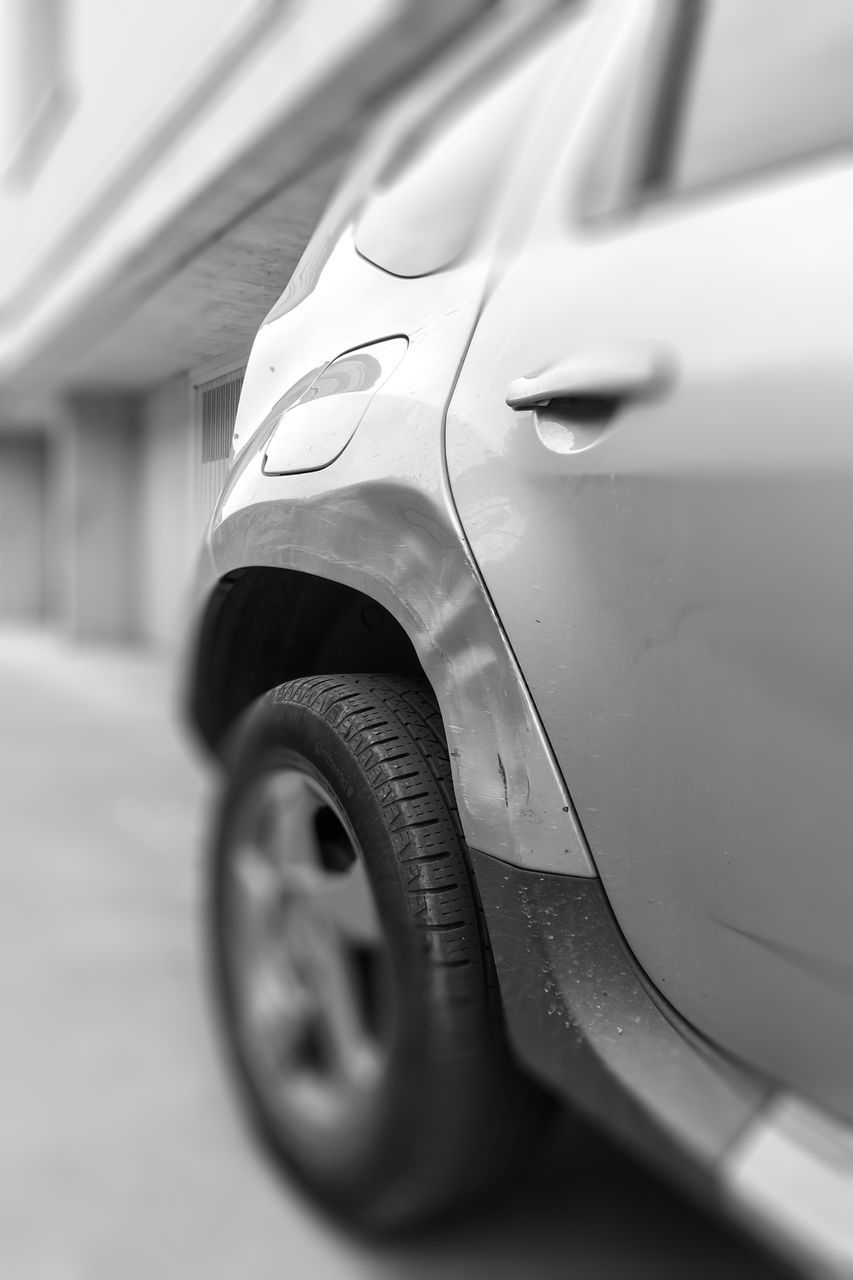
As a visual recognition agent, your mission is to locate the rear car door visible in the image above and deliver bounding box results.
[446,0,853,1118]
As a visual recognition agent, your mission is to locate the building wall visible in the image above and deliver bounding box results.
[136,359,249,651]
[138,374,197,651]
[0,435,47,620]
[6,365,249,648]
[0,0,264,199]
[33,372,228,649]
[0,0,498,645]
[0,0,398,394]
[59,395,140,642]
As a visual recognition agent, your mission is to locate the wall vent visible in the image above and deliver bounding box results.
[195,366,245,527]
[201,369,244,462]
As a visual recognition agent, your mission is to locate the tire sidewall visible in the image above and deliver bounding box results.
[209,687,440,1214]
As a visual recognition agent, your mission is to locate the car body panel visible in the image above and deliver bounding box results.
[191,10,597,876]
[262,337,409,475]
[725,1095,853,1279]
[445,13,853,1119]
[471,849,768,1172]
[183,2,853,1272]
[204,227,592,875]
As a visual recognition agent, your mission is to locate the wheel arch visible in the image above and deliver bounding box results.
[188,565,424,757]
[185,517,592,875]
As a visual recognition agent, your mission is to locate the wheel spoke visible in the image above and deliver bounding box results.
[307,919,381,1085]
[314,858,381,945]
[244,964,313,1064]
[230,840,280,909]
[271,858,379,944]
[260,772,321,869]
[254,772,381,944]
[226,765,387,1116]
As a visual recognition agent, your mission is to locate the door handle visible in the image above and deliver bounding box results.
[506,345,672,411]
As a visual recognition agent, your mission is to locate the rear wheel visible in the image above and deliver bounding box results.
[208,673,549,1231]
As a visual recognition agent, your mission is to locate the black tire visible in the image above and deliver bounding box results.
[208,672,550,1232]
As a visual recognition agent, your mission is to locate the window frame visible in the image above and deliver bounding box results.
[573,0,696,226]
[353,4,579,279]
[580,0,853,226]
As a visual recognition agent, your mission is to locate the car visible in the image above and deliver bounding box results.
[184,0,853,1273]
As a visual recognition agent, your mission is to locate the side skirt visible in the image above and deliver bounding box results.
[473,850,853,1277]
[470,849,769,1193]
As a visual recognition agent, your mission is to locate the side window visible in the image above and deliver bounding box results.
[354,34,557,279]
[660,0,853,198]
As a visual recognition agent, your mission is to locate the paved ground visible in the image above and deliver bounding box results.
[0,628,785,1280]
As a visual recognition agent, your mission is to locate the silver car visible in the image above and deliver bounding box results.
[185,1,853,1273]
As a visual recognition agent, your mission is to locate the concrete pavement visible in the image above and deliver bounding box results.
[0,628,783,1280]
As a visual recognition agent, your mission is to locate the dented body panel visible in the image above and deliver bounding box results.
[196,230,592,874]
[183,3,853,1273]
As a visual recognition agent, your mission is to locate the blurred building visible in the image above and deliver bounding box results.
[0,0,493,648]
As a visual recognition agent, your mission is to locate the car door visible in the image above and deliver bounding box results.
[445,0,853,1119]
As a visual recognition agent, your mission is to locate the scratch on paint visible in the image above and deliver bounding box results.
[497,754,508,808]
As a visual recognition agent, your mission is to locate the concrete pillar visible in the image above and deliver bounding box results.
[138,374,196,651]
[0,433,48,621]
[58,394,141,642]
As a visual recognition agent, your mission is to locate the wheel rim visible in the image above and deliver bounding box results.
[223,766,389,1143]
